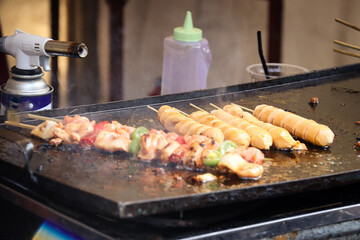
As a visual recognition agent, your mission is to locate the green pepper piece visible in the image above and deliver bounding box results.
[129,138,141,155]
[203,150,223,167]
[131,126,149,140]
[220,140,238,155]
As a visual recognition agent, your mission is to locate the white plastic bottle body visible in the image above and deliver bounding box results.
[161,36,212,95]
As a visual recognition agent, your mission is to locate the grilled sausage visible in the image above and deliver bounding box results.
[223,105,259,122]
[223,104,305,150]
[188,111,250,147]
[158,105,224,144]
[253,104,334,146]
[211,110,272,150]
[157,105,187,132]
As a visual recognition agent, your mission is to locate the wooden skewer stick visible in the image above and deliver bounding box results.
[209,103,222,110]
[335,18,360,32]
[334,40,360,51]
[189,103,208,112]
[147,105,158,113]
[333,48,360,59]
[27,113,62,123]
[230,103,254,113]
[174,108,188,116]
[5,121,35,130]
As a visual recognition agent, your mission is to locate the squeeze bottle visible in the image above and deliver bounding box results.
[161,11,212,95]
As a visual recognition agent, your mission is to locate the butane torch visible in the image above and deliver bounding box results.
[0,29,88,115]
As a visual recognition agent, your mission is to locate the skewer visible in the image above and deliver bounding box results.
[333,40,360,51]
[7,109,21,123]
[147,105,158,113]
[333,48,360,59]
[174,108,188,116]
[27,113,62,123]
[209,103,222,110]
[335,18,360,32]
[230,103,254,113]
[189,103,208,112]
[5,121,35,130]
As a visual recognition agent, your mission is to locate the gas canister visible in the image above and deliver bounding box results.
[0,67,53,115]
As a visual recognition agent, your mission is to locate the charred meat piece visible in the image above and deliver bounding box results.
[94,130,131,153]
[31,120,58,140]
[192,173,217,183]
[309,97,319,106]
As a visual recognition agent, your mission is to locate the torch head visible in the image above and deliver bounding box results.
[0,29,88,72]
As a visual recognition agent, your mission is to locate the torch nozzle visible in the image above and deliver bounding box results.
[44,40,88,58]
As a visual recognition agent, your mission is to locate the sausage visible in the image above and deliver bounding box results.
[188,111,251,147]
[157,105,187,132]
[253,104,334,146]
[212,110,272,150]
[257,105,277,122]
[223,105,259,122]
[253,104,268,119]
[272,111,293,127]
[222,104,304,150]
[158,106,224,144]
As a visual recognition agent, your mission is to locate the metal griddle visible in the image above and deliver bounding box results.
[0,63,359,219]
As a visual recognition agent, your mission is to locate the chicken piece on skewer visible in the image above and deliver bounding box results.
[160,141,181,163]
[30,120,79,146]
[62,115,96,139]
[93,121,135,153]
[52,123,81,145]
[137,129,170,161]
[31,115,97,145]
[103,121,135,138]
[169,134,220,167]
[31,120,58,140]
[94,130,132,153]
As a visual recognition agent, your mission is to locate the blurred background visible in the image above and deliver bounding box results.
[0,0,359,108]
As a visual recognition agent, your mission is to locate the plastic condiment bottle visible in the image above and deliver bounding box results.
[161,11,212,95]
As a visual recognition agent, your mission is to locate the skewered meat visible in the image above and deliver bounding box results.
[253,104,334,146]
[103,121,135,138]
[135,129,263,178]
[53,125,80,144]
[211,109,272,150]
[63,115,96,138]
[94,130,131,153]
[28,113,264,180]
[31,120,58,140]
[137,130,169,160]
[157,105,224,144]
[188,111,251,147]
[223,105,306,150]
